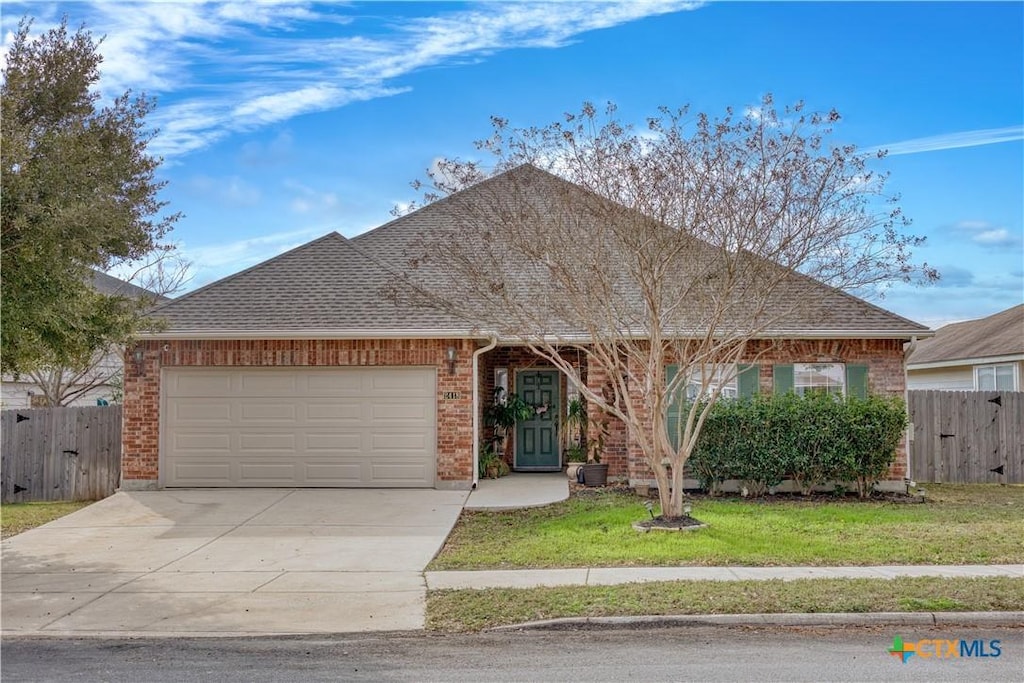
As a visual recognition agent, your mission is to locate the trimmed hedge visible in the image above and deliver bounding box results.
[688,393,907,497]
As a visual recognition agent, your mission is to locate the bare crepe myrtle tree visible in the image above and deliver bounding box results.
[392,97,936,519]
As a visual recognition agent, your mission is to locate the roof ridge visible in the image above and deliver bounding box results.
[352,164,544,242]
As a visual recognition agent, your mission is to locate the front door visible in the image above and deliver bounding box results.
[515,370,561,471]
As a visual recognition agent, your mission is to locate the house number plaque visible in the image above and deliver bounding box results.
[443,391,461,400]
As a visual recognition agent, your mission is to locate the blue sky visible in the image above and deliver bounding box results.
[4,1,1022,329]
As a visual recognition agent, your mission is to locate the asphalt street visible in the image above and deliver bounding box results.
[2,625,1021,682]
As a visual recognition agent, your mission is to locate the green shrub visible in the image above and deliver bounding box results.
[841,395,909,497]
[688,393,906,497]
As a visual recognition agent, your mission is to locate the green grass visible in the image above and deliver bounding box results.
[426,576,1024,632]
[1,500,94,538]
[430,484,1024,569]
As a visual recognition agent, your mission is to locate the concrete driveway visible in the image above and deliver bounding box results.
[1,489,468,636]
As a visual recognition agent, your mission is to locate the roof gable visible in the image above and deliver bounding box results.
[149,232,467,334]
[151,165,929,339]
[907,304,1024,366]
[91,269,169,302]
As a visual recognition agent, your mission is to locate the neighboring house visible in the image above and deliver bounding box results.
[906,304,1024,391]
[122,166,929,492]
[0,270,168,409]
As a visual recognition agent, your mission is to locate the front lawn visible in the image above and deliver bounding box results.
[429,484,1024,569]
[427,576,1024,632]
[1,501,94,539]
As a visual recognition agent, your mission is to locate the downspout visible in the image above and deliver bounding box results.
[904,336,917,492]
[472,336,499,489]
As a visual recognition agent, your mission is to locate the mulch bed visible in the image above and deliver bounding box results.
[632,515,708,532]
[569,481,923,504]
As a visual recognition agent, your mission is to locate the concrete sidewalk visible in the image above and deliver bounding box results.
[466,472,568,510]
[426,564,1024,589]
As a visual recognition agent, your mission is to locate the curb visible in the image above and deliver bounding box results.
[488,611,1024,632]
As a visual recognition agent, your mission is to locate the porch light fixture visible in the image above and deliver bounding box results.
[131,345,145,376]
[446,346,457,375]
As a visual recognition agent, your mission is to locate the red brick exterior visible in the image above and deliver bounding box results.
[122,338,475,487]
[478,346,584,468]
[622,338,908,484]
[124,337,908,490]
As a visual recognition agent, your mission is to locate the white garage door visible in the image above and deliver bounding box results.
[162,367,436,487]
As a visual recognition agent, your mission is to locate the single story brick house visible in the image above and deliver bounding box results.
[122,166,930,492]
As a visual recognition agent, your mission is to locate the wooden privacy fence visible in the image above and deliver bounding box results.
[908,390,1023,484]
[1,406,122,503]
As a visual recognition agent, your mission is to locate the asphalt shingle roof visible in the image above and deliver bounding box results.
[907,304,1024,365]
[91,269,169,302]
[151,165,929,339]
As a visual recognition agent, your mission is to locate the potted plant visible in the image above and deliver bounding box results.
[563,397,589,479]
[478,444,510,479]
[565,444,588,481]
[581,416,610,486]
[483,387,535,464]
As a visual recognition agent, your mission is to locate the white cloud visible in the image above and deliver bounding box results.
[863,125,1024,157]
[2,1,703,158]
[284,179,340,215]
[952,220,1021,249]
[973,228,1016,246]
[186,174,260,205]
[179,226,327,286]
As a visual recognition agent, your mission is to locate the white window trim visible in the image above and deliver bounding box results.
[794,362,846,397]
[973,363,1019,391]
[494,367,509,404]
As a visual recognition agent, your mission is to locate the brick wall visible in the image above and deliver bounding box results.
[479,347,585,468]
[619,338,909,484]
[122,338,475,487]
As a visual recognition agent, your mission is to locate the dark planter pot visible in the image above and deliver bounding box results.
[582,463,609,487]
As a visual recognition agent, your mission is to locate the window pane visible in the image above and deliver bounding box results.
[794,363,845,397]
[995,365,1015,390]
[494,368,509,403]
[976,366,995,391]
[685,364,738,400]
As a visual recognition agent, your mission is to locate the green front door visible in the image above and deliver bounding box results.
[515,370,561,470]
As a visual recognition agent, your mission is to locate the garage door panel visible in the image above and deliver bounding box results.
[171,432,233,452]
[306,372,364,394]
[370,461,431,484]
[172,401,232,424]
[238,462,299,484]
[303,461,365,484]
[306,401,363,422]
[239,432,296,450]
[371,401,432,421]
[304,432,364,451]
[239,373,299,396]
[170,461,233,484]
[369,371,434,394]
[162,367,436,487]
[168,372,233,397]
[372,432,433,452]
[239,401,298,422]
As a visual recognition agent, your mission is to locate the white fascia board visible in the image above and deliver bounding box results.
[907,354,1024,371]
[139,329,492,340]
[142,327,932,343]
[495,330,934,345]
[755,329,935,340]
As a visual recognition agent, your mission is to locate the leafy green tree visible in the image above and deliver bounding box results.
[1,17,180,378]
